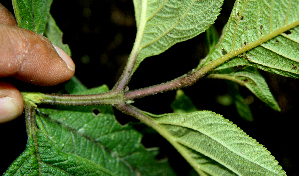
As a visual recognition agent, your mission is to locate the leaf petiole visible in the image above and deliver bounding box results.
[113,0,148,91]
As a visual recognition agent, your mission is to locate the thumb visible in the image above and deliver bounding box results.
[0,24,75,85]
[0,82,23,123]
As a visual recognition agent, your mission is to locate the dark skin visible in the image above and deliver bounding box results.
[0,3,75,123]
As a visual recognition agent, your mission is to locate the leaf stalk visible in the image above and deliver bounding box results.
[113,0,148,90]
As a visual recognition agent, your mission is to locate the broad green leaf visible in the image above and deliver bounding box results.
[152,111,286,175]
[5,85,175,176]
[132,0,224,73]
[12,0,53,34]
[209,68,280,111]
[206,0,299,78]
[44,14,71,56]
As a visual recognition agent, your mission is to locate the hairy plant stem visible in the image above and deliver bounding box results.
[40,90,124,106]
[24,102,42,174]
[23,20,299,107]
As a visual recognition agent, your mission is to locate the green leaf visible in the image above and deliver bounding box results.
[210,68,280,111]
[232,68,280,111]
[12,0,53,34]
[205,24,219,56]
[44,14,71,56]
[5,85,175,176]
[132,0,224,73]
[152,111,286,175]
[207,0,299,78]
[227,81,253,121]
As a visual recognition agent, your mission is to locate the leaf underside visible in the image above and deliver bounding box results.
[213,67,280,112]
[208,0,299,78]
[132,0,224,73]
[153,110,286,176]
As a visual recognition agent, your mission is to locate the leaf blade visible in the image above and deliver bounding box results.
[153,111,286,175]
[12,0,53,34]
[132,0,224,73]
[207,0,299,78]
[210,68,280,111]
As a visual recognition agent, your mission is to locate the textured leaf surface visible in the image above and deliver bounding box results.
[132,0,223,73]
[231,69,280,111]
[153,111,286,175]
[207,0,299,78]
[211,68,280,111]
[5,85,175,176]
[12,0,53,34]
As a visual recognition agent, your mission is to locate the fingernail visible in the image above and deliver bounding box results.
[53,45,75,71]
[0,97,22,123]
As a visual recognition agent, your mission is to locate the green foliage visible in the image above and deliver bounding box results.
[207,0,299,78]
[132,0,224,73]
[171,90,197,113]
[12,0,53,35]
[5,0,299,175]
[4,85,175,176]
[227,81,253,121]
[152,110,286,175]
[210,67,280,111]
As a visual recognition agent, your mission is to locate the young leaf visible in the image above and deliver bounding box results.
[206,0,299,78]
[12,0,53,34]
[152,111,286,175]
[205,24,219,56]
[5,85,176,176]
[209,68,280,111]
[227,81,253,121]
[171,90,197,113]
[131,0,224,73]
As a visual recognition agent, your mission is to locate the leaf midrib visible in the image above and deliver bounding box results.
[208,20,299,72]
[159,121,280,175]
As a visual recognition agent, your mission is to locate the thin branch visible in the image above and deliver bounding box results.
[24,102,42,174]
[41,90,124,106]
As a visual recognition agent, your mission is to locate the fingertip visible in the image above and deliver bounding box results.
[0,82,24,123]
[53,45,75,71]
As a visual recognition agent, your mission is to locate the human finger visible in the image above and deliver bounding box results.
[0,82,23,123]
[0,3,17,26]
[0,24,75,85]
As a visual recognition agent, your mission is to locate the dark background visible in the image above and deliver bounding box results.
[1,0,299,175]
